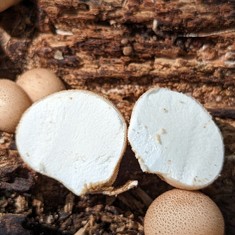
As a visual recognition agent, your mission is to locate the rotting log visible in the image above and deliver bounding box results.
[37,0,235,34]
[0,1,37,79]
[0,0,235,234]
[24,29,235,120]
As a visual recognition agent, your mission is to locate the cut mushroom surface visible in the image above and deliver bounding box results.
[128,88,224,190]
[16,90,127,195]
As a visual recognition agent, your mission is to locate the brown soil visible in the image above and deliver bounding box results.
[1,126,235,234]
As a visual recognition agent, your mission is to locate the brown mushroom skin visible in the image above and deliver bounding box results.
[0,0,21,12]
[0,79,32,133]
[16,68,66,102]
[144,189,224,235]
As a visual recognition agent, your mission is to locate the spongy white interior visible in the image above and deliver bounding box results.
[16,90,126,195]
[128,88,224,189]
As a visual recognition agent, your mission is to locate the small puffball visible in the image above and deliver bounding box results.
[0,0,21,12]
[16,68,65,102]
[144,189,224,235]
[0,79,32,133]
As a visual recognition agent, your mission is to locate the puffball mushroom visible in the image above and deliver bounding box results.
[16,90,127,195]
[16,68,65,102]
[0,0,21,12]
[144,189,224,235]
[0,79,32,133]
[128,88,224,190]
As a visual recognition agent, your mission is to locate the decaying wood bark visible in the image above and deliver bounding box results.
[0,1,37,79]
[24,28,235,120]
[37,0,235,33]
[26,1,235,122]
[0,0,235,234]
[0,214,31,235]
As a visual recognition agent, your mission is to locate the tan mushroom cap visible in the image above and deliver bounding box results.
[0,0,21,12]
[0,79,32,133]
[144,189,224,235]
[16,68,66,102]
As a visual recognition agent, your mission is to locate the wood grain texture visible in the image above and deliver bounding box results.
[37,0,235,33]
[24,27,235,120]
[0,0,235,233]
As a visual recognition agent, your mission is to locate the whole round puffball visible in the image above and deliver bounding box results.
[0,79,32,133]
[16,68,66,102]
[0,0,21,12]
[144,189,224,235]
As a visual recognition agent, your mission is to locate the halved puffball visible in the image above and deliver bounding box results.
[16,68,65,102]
[144,189,224,235]
[0,79,32,133]
[128,88,224,190]
[0,0,21,12]
[16,90,127,195]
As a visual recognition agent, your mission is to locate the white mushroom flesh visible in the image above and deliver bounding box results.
[128,88,224,190]
[16,90,127,195]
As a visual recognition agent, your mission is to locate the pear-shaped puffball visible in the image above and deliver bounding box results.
[17,68,65,102]
[144,189,224,235]
[0,79,32,133]
[0,0,21,12]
